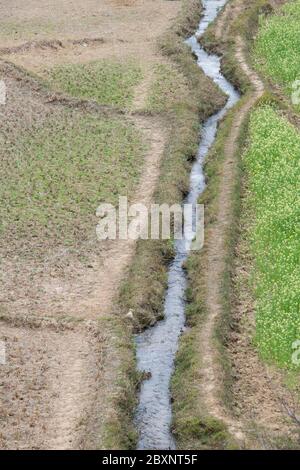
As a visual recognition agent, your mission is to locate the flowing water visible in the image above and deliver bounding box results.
[134,0,240,450]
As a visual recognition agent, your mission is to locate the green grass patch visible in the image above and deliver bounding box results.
[46,60,142,107]
[0,111,145,251]
[244,105,300,368]
[253,0,300,110]
[146,63,190,113]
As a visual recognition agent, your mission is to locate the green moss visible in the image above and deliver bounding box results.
[175,415,230,446]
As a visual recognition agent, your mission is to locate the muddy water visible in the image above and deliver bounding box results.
[134,0,240,450]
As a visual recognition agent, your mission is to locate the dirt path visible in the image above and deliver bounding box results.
[199,34,264,445]
[214,0,234,40]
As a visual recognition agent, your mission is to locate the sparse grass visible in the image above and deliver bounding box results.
[0,19,56,41]
[46,60,143,108]
[243,105,300,368]
[0,110,145,255]
[146,63,190,113]
[0,14,105,42]
[253,0,300,111]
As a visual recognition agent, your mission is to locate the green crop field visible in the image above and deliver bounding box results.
[47,60,142,108]
[0,111,145,253]
[244,105,300,368]
[253,0,300,110]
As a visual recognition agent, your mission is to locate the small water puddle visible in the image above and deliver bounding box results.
[134,0,240,450]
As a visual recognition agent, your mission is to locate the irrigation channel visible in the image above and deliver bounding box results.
[134,0,240,449]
